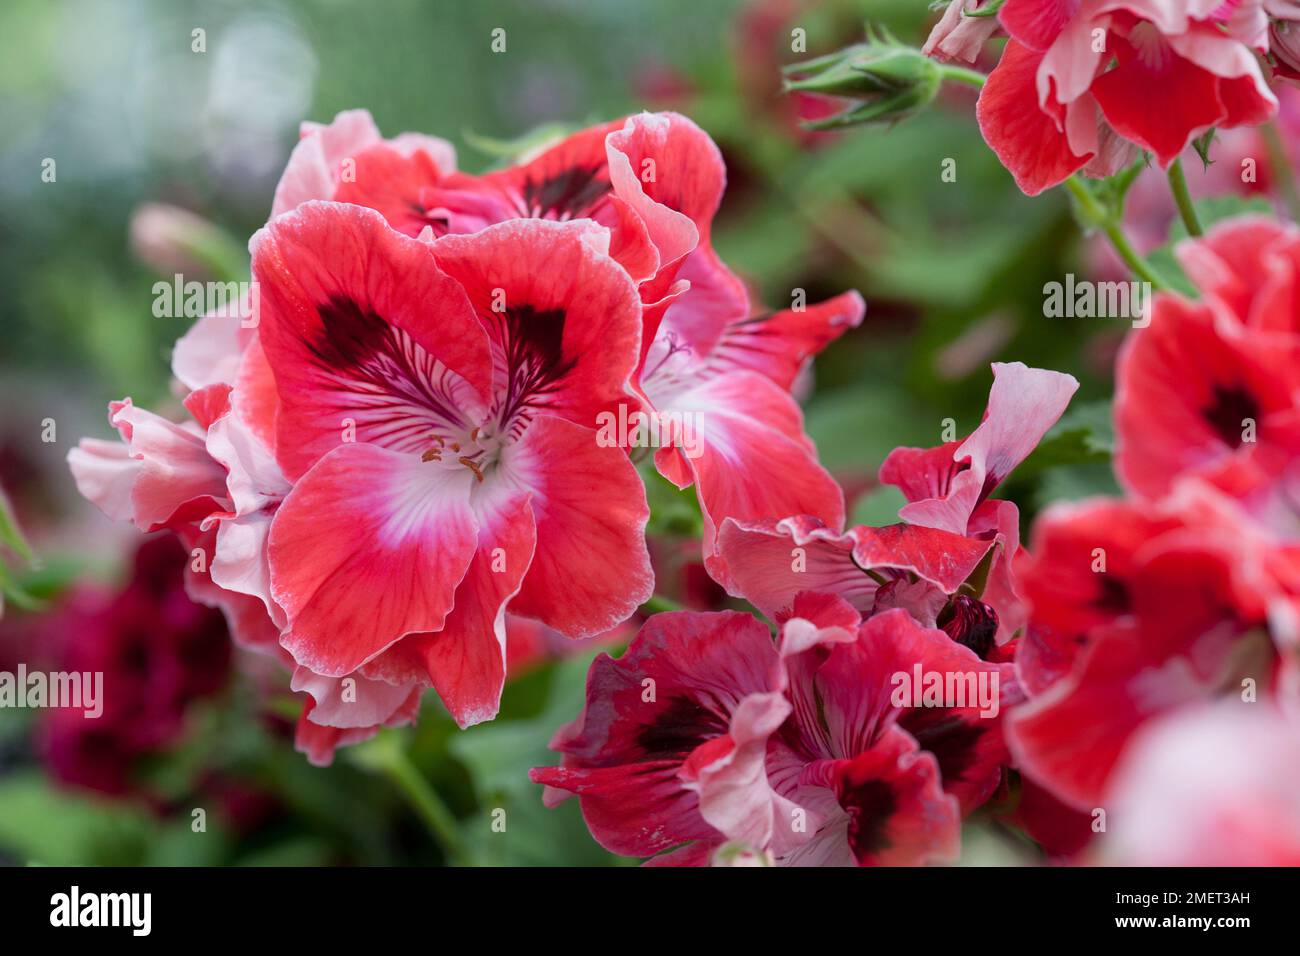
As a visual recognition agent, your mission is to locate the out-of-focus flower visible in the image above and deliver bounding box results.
[1115,216,1300,502]
[734,0,848,144]
[1008,775,1097,860]
[504,614,633,677]
[42,534,231,795]
[1012,218,1300,815]
[1103,702,1300,864]
[1269,0,1300,77]
[1010,488,1287,808]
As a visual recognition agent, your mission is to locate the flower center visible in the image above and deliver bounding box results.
[419,424,502,483]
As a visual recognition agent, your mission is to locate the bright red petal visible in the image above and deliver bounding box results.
[268,443,479,676]
[505,415,653,637]
[977,40,1092,196]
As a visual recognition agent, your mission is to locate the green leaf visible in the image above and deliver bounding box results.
[849,484,907,526]
[642,466,703,538]
[0,772,155,866]
[0,560,44,612]
[449,653,629,866]
[1014,399,1113,485]
[805,383,925,471]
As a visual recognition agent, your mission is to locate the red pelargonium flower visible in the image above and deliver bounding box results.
[980,0,1277,195]
[1010,486,1290,809]
[878,361,1077,639]
[70,106,862,765]
[273,111,864,574]
[249,201,653,727]
[1115,217,1300,502]
[532,597,1015,865]
[718,362,1075,644]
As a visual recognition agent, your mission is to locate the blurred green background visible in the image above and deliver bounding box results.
[0,0,1116,866]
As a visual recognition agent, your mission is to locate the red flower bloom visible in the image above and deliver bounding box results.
[1010,488,1287,808]
[274,111,864,576]
[251,203,653,729]
[532,599,1014,865]
[69,108,863,765]
[1115,216,1300,502]
[979,0,1277,194]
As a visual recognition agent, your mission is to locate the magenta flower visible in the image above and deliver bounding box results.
[532,594,1015,865]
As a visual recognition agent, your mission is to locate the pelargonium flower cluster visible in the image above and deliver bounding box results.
[63,8,1300,861]
[532,362,1079,865]
[69,110,862,764]
[1009,217,1300,839]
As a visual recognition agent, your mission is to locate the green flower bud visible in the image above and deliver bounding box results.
[782,26,943,129]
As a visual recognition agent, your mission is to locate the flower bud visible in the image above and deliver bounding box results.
[129,202,247,282]
[782,27,942,129]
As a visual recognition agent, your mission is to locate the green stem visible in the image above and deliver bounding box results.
[1064,176,1167,290]
[1166,158,1202,237]
[938,64,987,88]
[640,593,684,615]
[368,734,471,865]
[1261,121,1300,223]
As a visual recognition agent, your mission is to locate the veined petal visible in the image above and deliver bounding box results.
[701,291,865,392]
[651,371,844,584]
[292,666,422,730]
[978,40,1093,196]
[251,201,494,480]
[432,218,644,435]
